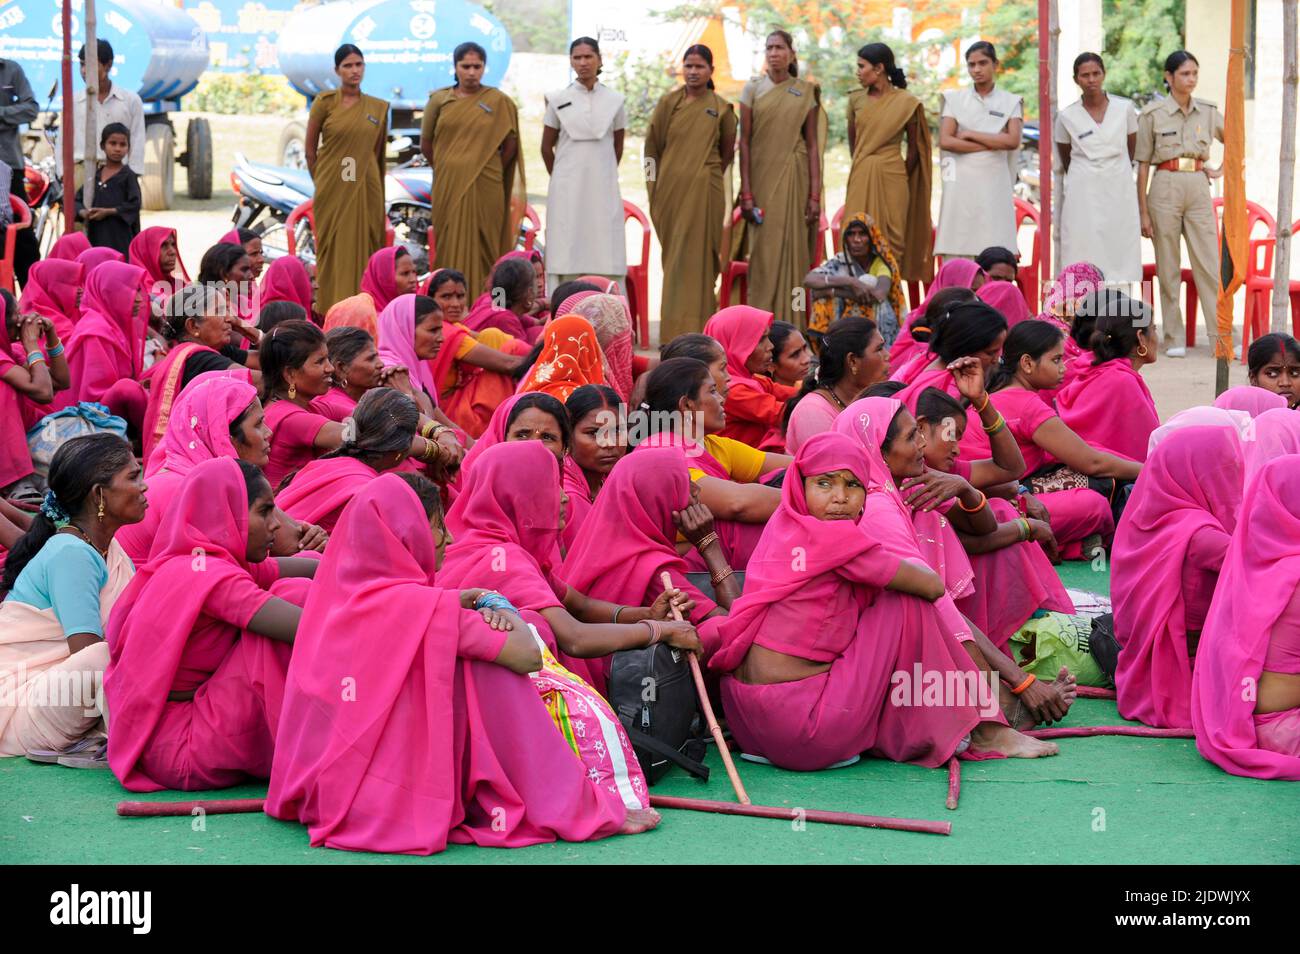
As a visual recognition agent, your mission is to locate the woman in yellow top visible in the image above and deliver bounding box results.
[737,30,826,326]
[420,42,526,299]
[306,44,390,314]
[644,45,738,344]
[844,43,932,285]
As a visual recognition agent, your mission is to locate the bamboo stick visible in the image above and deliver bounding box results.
[648,794,951,836]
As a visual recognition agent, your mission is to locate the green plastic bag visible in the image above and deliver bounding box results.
[1010,612,1110,688]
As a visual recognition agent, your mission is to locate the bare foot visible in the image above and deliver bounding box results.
[970,722,1060,758]
[1051,666,1079,707]
[618,807,662,835]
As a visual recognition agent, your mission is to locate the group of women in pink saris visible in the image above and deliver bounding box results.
[3,227,1299,860]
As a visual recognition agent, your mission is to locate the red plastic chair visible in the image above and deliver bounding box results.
[622,200,652,348]
[1013,197,1043,311]
[521,204,541,252]
[287,198,394,260]
[722,208,829,311]
[1242,216,1300,360]
[2,195,33,292]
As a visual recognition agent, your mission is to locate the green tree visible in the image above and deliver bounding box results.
[606,52,679,137]
[1101,0,1185,103]
[480,0,570,54]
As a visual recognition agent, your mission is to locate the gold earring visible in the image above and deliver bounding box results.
[1138,345,1149,357]
[288,382,297,400]
[97,491,105,521]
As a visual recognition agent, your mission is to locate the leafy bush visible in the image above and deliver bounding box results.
[606,52,679,137]
[188,74,305,117]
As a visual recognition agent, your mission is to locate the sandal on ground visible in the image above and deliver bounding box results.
[56,738,109,769]
[25,735,104,764]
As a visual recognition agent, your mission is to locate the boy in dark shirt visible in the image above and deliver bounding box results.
[75,122,140,254]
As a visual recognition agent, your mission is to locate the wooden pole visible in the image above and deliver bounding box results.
[60,0,75,233]
[1037,0,1053,294]
[648,795,953,835]
[1024,725,1193,740]
[81,0,99,218]
[945,756,961,810]
[1048,0,1061,285]
[1273,0,1299,330]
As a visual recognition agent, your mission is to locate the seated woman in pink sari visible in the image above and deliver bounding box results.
[1191,456,1300,780]
[635,357,788,572]
[56,261,150,433]
[1245,332,1300,408]
[1036,262,1103,358]
[128,226,189,306]
[703,305,798,451]
[3,290,69,477]
[835,397,1076,734]
[462,254,544,344]
[18,259,83,342]
[105,457,320,792]
[258,256,316,323]
[1112,426,1241,729]
[0,435,143,762]
[265,473,659,853]
[1213,385,1287,418]
[1055,292,1160,463]
[1244,407,1300,482]
[76,246,124,274]
[888,288,977,388]
[562,384,628,553]
[277,388,421,532]
[217,226,265,281]
[360,246,419,314]
[784,318,889,455]
[890,258,985,367]
[439,441,700,696]
[710,432,1046,770]
[894,299,1007,418]
[197,241,263,328]
[977,279,1033,328]
[48,232,92,261]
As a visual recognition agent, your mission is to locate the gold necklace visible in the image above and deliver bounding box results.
[59,524,109,560]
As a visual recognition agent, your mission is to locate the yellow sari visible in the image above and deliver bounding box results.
[645,87,737,343]
[310,90,390,313]
[421,86,526,296]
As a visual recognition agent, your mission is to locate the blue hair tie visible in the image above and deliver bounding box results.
[40,489,70,527]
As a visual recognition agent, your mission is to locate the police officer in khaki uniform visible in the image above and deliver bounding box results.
[1135,50,1224,357]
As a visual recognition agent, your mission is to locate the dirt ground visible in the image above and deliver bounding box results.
[146,112,1252,419]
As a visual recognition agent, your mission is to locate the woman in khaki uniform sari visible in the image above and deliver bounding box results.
[844,43,932,285]
[306,45,390,314]
[420,42,526,299]
[738,30,826,326]
[645,45,737,343]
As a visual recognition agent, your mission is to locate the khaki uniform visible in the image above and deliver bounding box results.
[1136,95,1224,345]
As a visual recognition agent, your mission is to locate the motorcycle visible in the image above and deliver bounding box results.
[1015,122,1041,205]
[21,82,65,257]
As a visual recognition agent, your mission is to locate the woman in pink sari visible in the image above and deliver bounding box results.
[18,259,83,342]
[0,435,143,762]
[57,261,150,432]
[276,388,420,532]
[105,457,319,792]
[894,299,1007,416]
[710,432,1042,769]
[1212,385,1287,417]
[439,441,700,695]
[890,258,985,366]
[1243,407,1300,483]
[360,246,419,313]
[1191,456,1300,780]
[462,254,544,344]
[785,317,889,455]
[977,279,1033,327]
[562,384,627,553]
[703,305,798,450]
[48,232,91,261]
[76,246,124,274]
[1112,426,1241,729]
[257,255,315,322]
[1055,293,1159,463]
[266,473,659,853]
[128,226,189,304]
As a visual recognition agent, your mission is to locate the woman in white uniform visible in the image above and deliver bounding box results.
[1055,52,1141,284]
[935,41,1023,260]
[541,37,627,295]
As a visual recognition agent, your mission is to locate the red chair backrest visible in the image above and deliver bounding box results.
[622,199,651,267]
[8,194,32,227]
[521,204,541,251]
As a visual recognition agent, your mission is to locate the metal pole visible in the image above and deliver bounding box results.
[60,0,75,233]
[1038,0,1053,298]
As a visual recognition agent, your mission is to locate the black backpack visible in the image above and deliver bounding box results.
[1089,612,1121,683]
[607,642,709,784]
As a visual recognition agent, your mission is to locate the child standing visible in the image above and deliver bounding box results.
[75,122,140,255]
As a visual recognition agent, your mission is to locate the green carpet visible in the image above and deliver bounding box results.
[3,563,1296,865]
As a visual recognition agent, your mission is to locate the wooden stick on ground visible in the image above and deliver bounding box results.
[945,757,961,810]
[119,798,264,817]
[660,570,750,805]
[648,794,951,835]
[1024,725,1193,740]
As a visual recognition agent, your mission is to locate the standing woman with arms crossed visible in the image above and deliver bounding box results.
[644,45,737,342]
[1055,53,1141,285]
[306,45,390,314]
[541,38,627,295]
[934,42,1023,261]
[844,42,932,287]
[738,30,825,325]
[1135,51,1223,358]
[420,42,526,298]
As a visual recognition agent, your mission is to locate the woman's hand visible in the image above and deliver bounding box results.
[660,620,702,653]
[229,317,262,346]
[297,521,329,552]
[1140,211,1154,239]
[435,428,465,468]
[1026,518,1060,564]
[1020,492,1050,523]
[36,315,60,348]
[1204,165,1223,181]
[18,314,43,350]
[1017,674,1070,724]
[673,502,716,547]
[460,588,490,609]
[648,586,695,622]
[740,194,756,223]
[899,469,971,512]
[480,607,522,632]
[849,277,876,304]
[381,366,413,394]
[947,356,987,405]
[805,195,820,225]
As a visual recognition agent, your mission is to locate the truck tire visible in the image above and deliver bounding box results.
[142,123,175,211]
[279,121,307,170]
[186,117,213,200]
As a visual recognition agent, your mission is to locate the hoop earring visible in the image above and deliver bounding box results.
[97,491,105,521]
[1138,345,1149,357]
[288,382,297,400]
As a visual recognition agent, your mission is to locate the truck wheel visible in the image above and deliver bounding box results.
[279,121,307,170]
[186,117,213,200]
[142,124,175,210]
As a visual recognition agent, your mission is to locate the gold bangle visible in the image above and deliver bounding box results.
[420,420,437,439]
[710,566,734,587]
[695,531,719,551]
[982,413,1006,434]
[974,393,990,414]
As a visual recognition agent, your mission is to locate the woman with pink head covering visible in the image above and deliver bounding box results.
[258,256,314,320]
[890,258,984,366]
[1213,385,1287,418]
[1243,407,1300,484]
[128,226,189,303]
[571,293,634,403]
[439,441,701,695]
[977,279,1033,327]
[461,253,544,344]
[703,305,798,450]
[265,473,660,853]
[1147,405,1248,456]
[217,226,265,280]
[48,232,91,261]
[104,456,319,791]
[710,432,1039,769]
[56,261,150,432]
[359,246,419,313]
[561,384,628,553]
[1112,426,1243,728]
[1191,456,1300,780]
[18,259,83,342]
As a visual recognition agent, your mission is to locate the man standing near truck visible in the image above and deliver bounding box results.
[55,40,146,191]
[0,53,39,284]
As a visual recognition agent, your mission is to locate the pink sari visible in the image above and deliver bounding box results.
[1147,405,1248,456]
[76,246,124,274]
[359,247,402,312]
[458,393,522,480]
[58,263,150,427]
[128,226,189,302]
[139,342,250,462]
[561,455,597,554]
[704,305,782,449]
[275,456,379,532]
[105,458,299,791]
[1213,386,1287,417]
[48,232,91,261]
[1243,408,1300,483]
[1191,457,1300,779]
[18,259,83,342]
[1055,358,1158,463]
[264,474,632,853]
[978,280,1033,327]
[891,259,983,366]
[258,256,314,317]
[1113,427,1242,728]
[376,294,439,406]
